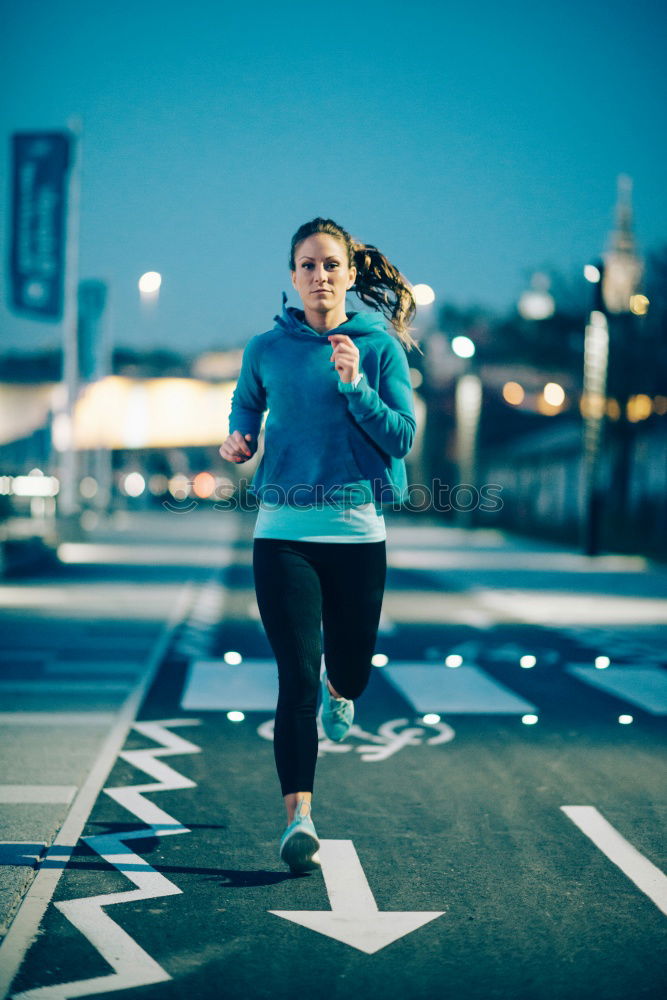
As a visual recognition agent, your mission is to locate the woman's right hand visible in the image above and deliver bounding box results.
[219,431,255,463]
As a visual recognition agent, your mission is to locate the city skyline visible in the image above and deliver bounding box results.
[1,0,666,355]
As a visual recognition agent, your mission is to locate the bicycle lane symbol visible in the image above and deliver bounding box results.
[256,717,455,762]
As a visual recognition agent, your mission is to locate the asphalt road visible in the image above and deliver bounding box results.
[1,509,666,999]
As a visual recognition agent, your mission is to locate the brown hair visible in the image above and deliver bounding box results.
[289,217,423,354]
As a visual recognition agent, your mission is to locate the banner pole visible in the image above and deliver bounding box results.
[58,117,82,521]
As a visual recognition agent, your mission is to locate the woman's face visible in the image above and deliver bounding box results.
[291,233,357,315]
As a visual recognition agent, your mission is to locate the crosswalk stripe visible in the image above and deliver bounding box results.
[181,661,278,711]
[565,665,667,715]
[382,663,537,714]
[180,659,538,715]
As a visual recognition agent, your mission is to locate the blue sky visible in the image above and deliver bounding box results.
[1,0,666,354]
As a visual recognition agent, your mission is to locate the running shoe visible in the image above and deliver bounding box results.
[280,798,321,873]
[318,668,354,742]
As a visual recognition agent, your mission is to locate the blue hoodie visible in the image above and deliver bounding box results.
[228,292,417,508]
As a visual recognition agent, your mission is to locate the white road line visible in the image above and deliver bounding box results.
[561,806,667,916]
[0,581,196,1000]
[0,786,77,805]
[0,713,116,727]
[565,665,667,715]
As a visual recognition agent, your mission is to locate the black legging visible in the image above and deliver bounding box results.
[252,537,387,796]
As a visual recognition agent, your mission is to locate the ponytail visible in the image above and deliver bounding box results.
[289,217,423,354]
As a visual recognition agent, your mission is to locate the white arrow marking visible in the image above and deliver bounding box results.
[269,839,444,954]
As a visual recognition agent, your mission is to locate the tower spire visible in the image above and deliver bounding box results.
[611,174,636,255]
[602,174,643,313]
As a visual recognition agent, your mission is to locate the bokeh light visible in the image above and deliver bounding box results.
[451,336,475,359]
[79,476,98,499]
[138,271,162,294]
[543,382,565,407]
[629,294,649,315]
[121,472,146,497]
[503,381,525,405]
[168,474,191,499]
[412,284,435,306]
[192,471,216,499]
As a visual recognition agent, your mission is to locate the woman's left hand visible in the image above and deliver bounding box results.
[328,334,360,384]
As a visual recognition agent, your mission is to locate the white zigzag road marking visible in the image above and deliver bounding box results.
[103,720,202,833]
[14,719,202,1000]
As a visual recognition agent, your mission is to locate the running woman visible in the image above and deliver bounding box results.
[219,217,421,873]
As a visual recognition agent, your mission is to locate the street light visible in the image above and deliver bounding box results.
[408,283,436,501]
[138,271,162,296]
[517,272,555,321]
[138,272,162,318]
[581,261,608,556]
[450,332,481,528]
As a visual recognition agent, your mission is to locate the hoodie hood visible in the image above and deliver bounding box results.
[273,290,388,341]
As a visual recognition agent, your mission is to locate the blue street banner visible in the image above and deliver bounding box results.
[9,131,72,320]
[77,279,108,381]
